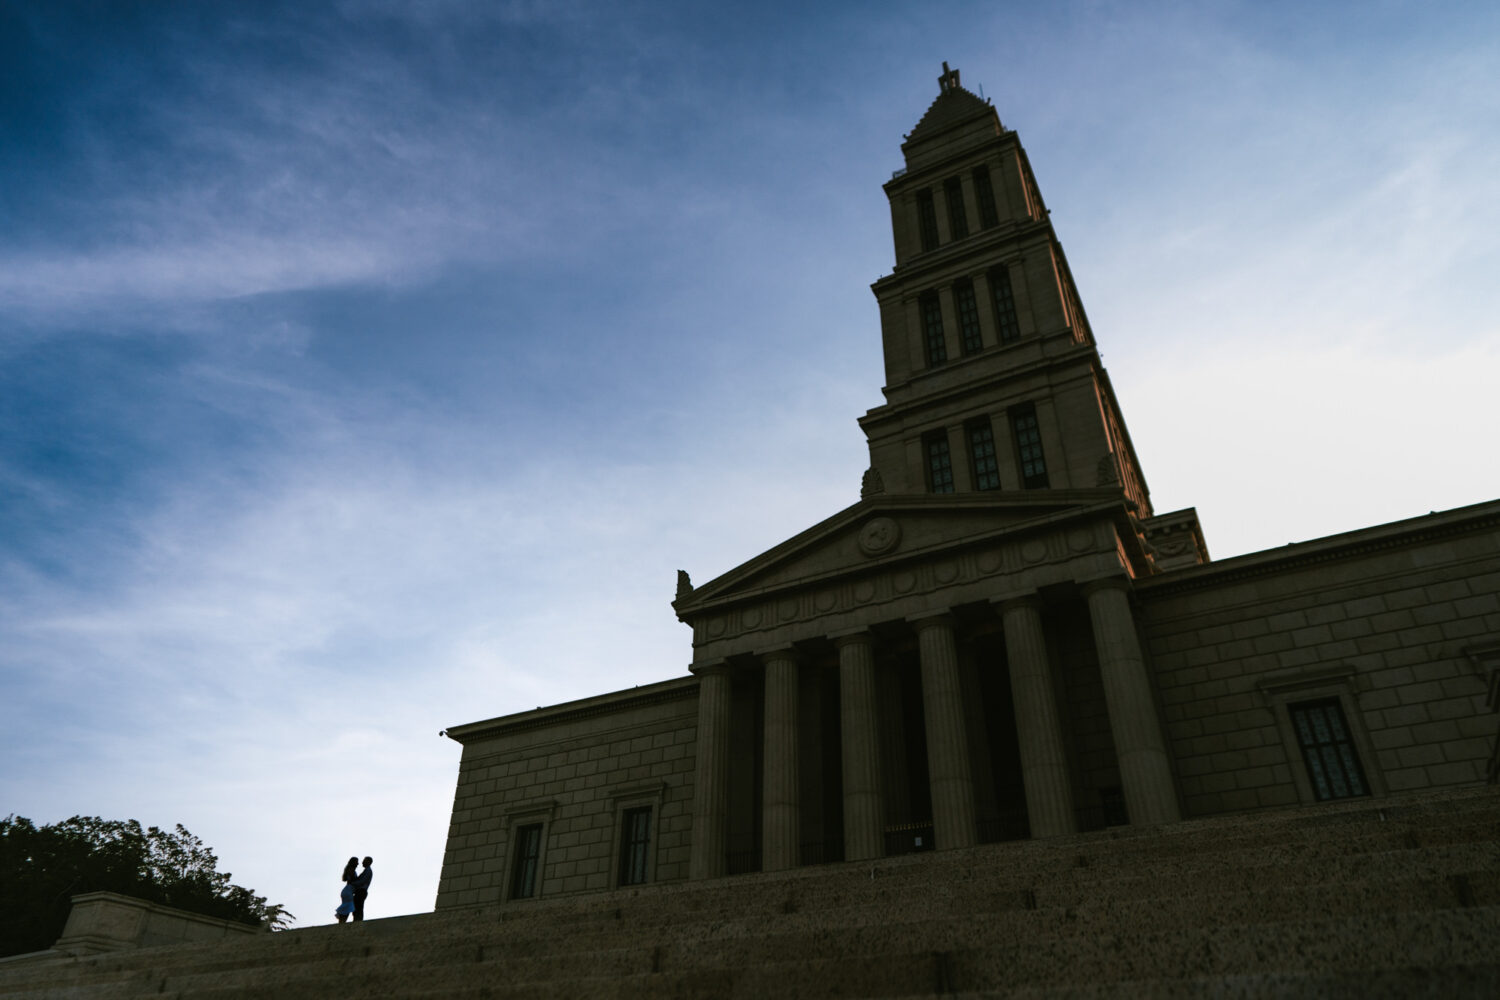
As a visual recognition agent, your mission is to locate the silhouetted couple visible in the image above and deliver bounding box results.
[334,856,373,923]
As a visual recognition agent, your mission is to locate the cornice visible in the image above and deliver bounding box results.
[872,219,1052,291]
[860,339,1100,428]
[885,129,1017,194]
[444,677,698,745]
[1137,500,1500,598]
[675,492,1138,619]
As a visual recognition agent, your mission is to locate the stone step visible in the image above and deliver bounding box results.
[1,789,1493,999]
[21,835,1489,992]
[132,905,1500,1000]
[35,872,1498,1000]
[421,837,1499,936]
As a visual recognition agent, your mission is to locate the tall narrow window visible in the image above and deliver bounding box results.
[920,292,947,367]
[618,806,652,886]
[989,265,1020,344]
[943,177,968,240]
[1289,699,1370,801]
[966,418,1000,491]
[954,279,982,355]
[916,189,939,252]
[509,824,542,899]
[1010,404,1049,489]
[924,431,955,494]
[972,166,999,229]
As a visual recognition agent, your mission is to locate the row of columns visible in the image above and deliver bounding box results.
[689,577,1180,880]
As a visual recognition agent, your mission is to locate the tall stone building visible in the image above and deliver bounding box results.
[435,66,1500,910]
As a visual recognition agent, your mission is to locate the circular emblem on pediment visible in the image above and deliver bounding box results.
[893,571,917,594]
[934,560,959,583]
[815,590,837,612]
[778,598,799,622]
[742,606,762,628]
[977,550,1002,574]
[857,517,901,557]
[1021,539,1048,564]
[1068,527,1095,553]
[853,580,876,603]
[706,616,726,637]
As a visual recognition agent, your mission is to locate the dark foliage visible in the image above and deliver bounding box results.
[0,815,292,958]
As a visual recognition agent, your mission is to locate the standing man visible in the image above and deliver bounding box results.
[352,856,373,921]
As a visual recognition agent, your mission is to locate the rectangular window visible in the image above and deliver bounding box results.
[1010,404,1049,489]
[916,189,939,252]
[924,431,955,494]
[966,418,1000,491]
[972,166,999,229]
[1290,699,1370,801]
[943,177,968,240]
[954,279,982,355]
[989,265,1020,344]
[920,292,947,367]
[618,806,652,886]
[509,824,542,899]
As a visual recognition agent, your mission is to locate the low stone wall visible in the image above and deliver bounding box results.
[53,891,264,955]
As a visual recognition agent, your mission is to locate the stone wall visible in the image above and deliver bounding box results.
[436,677,699,909]
[1139,504,1500,819]
[55,891,262,956]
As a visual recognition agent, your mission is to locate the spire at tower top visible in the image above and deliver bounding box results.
[938,61,961,93]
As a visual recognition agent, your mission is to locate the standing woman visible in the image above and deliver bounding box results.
[334,857,358,924]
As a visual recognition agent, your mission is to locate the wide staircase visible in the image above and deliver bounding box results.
[2,787,1496,998]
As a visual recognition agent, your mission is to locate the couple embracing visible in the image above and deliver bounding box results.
[334,856,373,923]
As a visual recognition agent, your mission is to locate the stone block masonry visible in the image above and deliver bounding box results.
[436,677,698,909]
[1139,503,1500,819]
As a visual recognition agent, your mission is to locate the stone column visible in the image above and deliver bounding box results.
[761,647,801,872]
[1084,577,1181,826]
[834,630,885,861]
[689,663,732,880]
[999,596,1077,837]
[912,613,977,849]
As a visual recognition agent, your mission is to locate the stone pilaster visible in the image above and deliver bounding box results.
[998,596,1077,837]
[1083,577,1181,826]
[689,663,732,880]
[761,647,801,872]
[834,630,885,861]
[912,613,977,849]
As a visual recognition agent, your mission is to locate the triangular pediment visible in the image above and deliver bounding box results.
[674,489,1133,619]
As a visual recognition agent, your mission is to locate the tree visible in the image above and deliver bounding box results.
[0,815,293,958]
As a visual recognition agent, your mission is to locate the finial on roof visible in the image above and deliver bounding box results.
[938,61,960,93]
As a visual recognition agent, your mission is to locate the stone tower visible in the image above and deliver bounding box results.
[862,62,1149,511]
[673,66,1206,882]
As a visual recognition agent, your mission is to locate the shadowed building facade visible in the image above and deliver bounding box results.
[435,66,1500,909]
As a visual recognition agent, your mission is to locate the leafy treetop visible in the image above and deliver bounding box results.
[0,815,293,959]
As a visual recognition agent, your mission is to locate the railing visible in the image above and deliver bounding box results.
[976,809,1030,844]
[1075,788,1129,832]
[883,820,935,856]
[726,850,761,876]
[798,839,846,867]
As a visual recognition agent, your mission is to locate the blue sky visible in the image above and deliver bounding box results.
[3,1,1498,926]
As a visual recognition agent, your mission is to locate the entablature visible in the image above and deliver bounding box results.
[675,493,1153,664]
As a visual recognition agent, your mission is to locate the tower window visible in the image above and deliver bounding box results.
[1010,404,1049,489]
[924,430,955,494]
[972,166,999,229]
[509,823,543,899]
[943,177,968,241]
[618,806,653,886]
[989,265,1020,344]
[954,279,982,355]
[916,189,939,252]
[1289,699,1370,801]
[920,292,947,367]
[966,418,1000,491]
